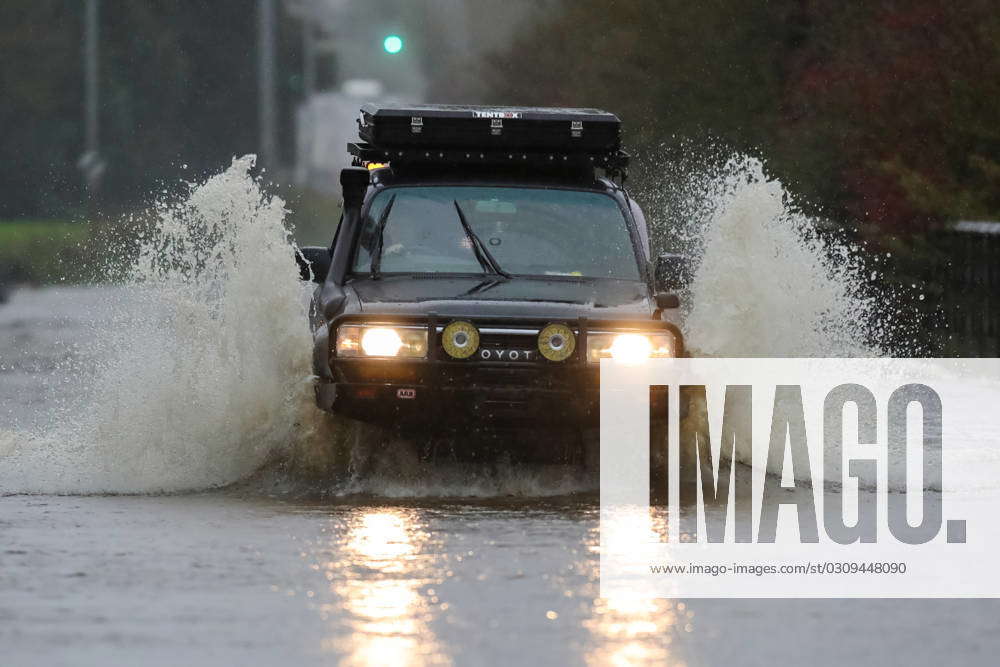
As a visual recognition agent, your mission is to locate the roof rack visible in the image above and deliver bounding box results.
[350,104,629,176]
[348,142,629,171]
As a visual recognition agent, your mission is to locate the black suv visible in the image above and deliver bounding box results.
[297,105,685,433]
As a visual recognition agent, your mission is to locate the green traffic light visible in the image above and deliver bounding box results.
[383,34,403,54]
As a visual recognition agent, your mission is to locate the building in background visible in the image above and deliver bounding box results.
[294,79,396,193]
[285,0,544,192]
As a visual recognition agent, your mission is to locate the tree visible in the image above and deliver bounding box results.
[471,0,1000,231]
[0,1,84,218]
[781,0,1000,228]
[0,0,303,218]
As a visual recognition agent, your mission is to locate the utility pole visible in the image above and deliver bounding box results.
[299,20,318,188]
[79,0,105,206]
[84,0,99,161]
[258,0,278,169]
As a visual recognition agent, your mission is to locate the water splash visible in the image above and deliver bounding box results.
[1,154,898,496]
[0,156,324,494]
[644,155,897,485]
[679,157,884,357]
[260,424,596,498]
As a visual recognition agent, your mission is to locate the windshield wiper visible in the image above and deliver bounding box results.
[453,200,511,279]
[369,194,396,280]
[462,277,506,296]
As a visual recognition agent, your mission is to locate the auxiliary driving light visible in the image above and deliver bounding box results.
[586,332,676,364]
[336,325,427,358]
[442,321,480,359]
[537,323,576,362]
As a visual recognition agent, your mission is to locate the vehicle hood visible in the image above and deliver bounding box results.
[345,275,652,319]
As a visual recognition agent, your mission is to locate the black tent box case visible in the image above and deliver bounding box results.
[358,104,622,153]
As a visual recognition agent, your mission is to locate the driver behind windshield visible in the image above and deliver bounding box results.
[364,193,481,273]
[354,186,639,280]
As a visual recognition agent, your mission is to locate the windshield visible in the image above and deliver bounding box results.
[352,186,641,280]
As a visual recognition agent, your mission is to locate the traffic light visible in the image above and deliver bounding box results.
[383,34,404,54]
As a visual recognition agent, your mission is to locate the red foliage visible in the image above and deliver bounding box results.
[781,0,997,230]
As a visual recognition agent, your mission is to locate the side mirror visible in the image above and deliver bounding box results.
[654,253,691,292]
[296,246,331,283]
[340,167,370,207]
[654,292,680,310]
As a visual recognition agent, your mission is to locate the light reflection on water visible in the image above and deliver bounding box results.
[584,513,689,666]
[585,595,686,666]
[300,503,690,666]
[320,508,449,666]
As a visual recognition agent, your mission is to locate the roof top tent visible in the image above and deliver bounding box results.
[348,104,630,180]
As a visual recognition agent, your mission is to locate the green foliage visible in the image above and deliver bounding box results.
[0,220,91,283]
[778,0,1000,227]
[278,186,342,247]
[883,155,1000,221]
[0,1,85,219]
[2,0,996,238]
[467,0,1000,231]
[476,0,787,152]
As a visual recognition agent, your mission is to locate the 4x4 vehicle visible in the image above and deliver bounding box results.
[297,104,687,436]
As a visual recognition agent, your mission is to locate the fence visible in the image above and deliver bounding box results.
[932,221,1000,356]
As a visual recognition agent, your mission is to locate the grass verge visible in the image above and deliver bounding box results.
[0,220,92,284]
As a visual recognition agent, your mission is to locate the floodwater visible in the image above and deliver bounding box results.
[4,292,1000,667]
[4,490,999,667]
[2,159,999,665]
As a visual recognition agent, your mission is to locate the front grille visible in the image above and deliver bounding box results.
[434,325,577,364]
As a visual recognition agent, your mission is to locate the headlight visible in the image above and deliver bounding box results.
[335,325,427,358]
[362,328,403,356]
[587,332,677,364]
